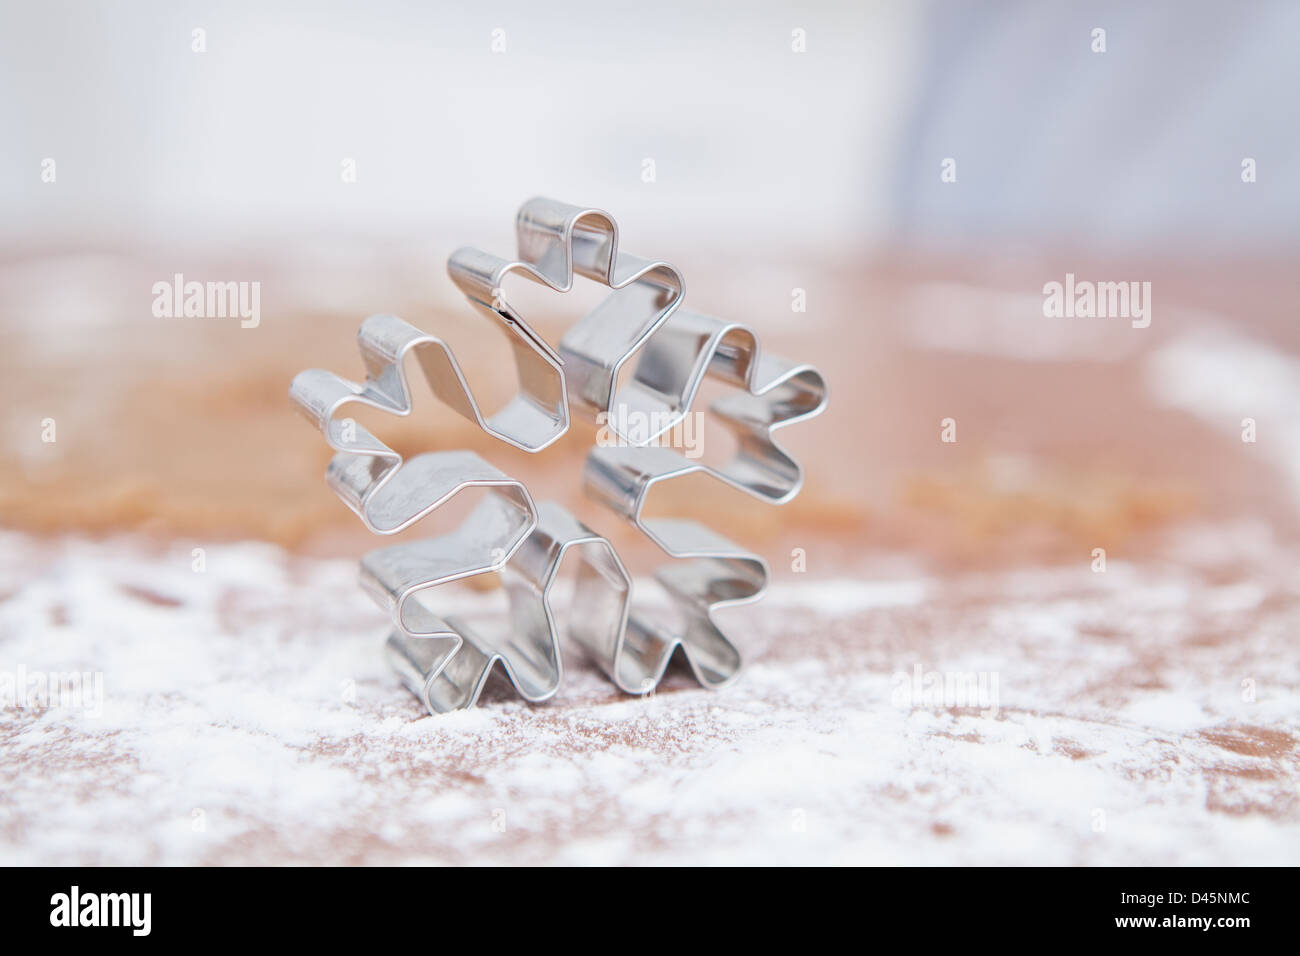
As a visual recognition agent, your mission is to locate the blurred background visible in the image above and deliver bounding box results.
[3,0,1299,566]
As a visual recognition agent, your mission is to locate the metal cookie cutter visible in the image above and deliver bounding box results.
[605,309,829,501]
[580,319,828,691]
[378,494,634,714]
[448,196,684,440]
[290,333,633,713]
[291,198,827,713]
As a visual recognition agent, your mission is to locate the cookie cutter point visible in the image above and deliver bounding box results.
[382,499,635,715]
[451,197,686,425]
[578,444,774,695]
[290,313,566,466]
[600,310,829,502]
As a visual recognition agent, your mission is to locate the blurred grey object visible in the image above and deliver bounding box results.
[892,0,1300,250]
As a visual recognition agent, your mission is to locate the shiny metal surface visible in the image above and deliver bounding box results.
[290,198,827,713]
[449,197,684,437]
[581,445,769,693]
[612,309,828,501]
[579,318,828,690]
[382,501,632,714]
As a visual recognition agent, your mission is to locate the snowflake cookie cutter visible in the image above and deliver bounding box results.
[291,198,827,714]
